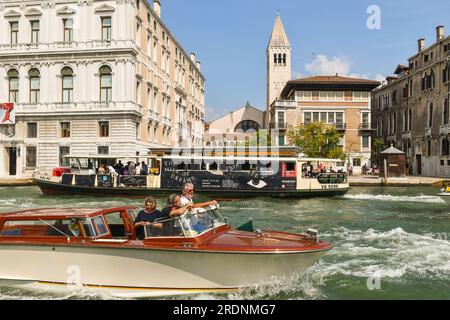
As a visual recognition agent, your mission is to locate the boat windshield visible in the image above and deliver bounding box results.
[143,206,227,238]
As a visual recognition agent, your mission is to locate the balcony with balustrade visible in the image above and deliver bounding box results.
[0,40,139,56]
[162,116,171,127]
[269,122,288,130]
[16,101,143,116]
[401,131,412,140]
[334,123,347,131]
[359,122,376,132]
[148,110,161,123]
[440,124,450,135]
[270,100,297,111]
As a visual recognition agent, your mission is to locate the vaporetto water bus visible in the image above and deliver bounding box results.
[33,147,349,198]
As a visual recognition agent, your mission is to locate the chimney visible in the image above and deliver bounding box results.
[436,26,445,41]
[153,0,161,18]
[190,52,196,63]
[418,38,425,52]
[196,61,201,70]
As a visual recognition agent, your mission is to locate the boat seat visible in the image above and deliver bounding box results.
[0,229,21,236]
[47,225,71,236]
[109,224,127,238]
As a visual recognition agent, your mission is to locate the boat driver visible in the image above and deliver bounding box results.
[180,182,218,208]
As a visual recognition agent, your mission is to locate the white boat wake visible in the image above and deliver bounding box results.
[343,194,445,204]
[314,227,450,282]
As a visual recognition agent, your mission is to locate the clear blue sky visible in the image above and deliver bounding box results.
[160,0,450,121]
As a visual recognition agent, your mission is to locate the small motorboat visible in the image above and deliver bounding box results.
[439,186,450,204]
[0,205,332,298]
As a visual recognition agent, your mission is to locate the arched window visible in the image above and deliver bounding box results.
[8,69,19,103]
[234,120,261,133]
[99,65,112,102]
[428,102,434,128]
[29,68,40,103]
[61,67,73,103]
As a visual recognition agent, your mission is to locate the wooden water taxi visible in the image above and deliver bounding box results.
[0,204,332,298]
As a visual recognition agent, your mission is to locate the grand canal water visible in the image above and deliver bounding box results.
[0,185,449,300]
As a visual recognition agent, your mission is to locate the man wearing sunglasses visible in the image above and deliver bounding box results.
[180,182,218,208]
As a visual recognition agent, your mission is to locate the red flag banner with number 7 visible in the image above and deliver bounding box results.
[0,103,15,124]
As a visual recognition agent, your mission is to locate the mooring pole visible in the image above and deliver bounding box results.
[383,158,388,186]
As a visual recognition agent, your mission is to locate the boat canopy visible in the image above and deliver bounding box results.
[148,146,303,158]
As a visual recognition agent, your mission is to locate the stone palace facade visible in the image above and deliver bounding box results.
[0,0,205,177]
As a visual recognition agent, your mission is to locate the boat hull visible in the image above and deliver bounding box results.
[0,244,329,297]
[34,178,349,199]
[439,193,450,204]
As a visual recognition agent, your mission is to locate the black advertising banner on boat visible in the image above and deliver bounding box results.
[160,158,296,191]
[75,175,96,187]
[61,174,74,185]
[118,175,147,187]
[97,175,113,188]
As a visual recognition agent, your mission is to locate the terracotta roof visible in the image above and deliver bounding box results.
[394,64,410,75]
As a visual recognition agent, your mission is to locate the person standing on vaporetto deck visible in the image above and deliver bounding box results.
[134,162,141,175]
[128,161,135,176]
[141,161,148,175]
[115,160,124,175]
[108,165,118,186]
[180,182,218,208]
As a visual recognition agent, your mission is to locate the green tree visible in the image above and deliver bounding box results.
[287,122,346,160]
[244,130,272,147]
[371,138,385,166]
